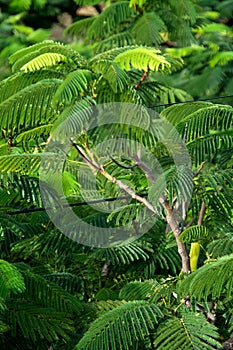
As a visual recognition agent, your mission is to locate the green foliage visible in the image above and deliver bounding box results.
[0,260,25,300]
[114,47,182,72]
[153,310,221,350]
[0,1,232,349]
[179,225,208,243]
[75,300,162,350]
[9,41,87,72]
[53,69,94,104]
[0,79,59,135]
[66,0,198,48]
[179,254,233,300]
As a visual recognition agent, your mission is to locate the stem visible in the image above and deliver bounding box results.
[71,141,158,214]
[159,195,190,273]
[135,156,190,272]
[134,71,148,90]
[100,166,157,213]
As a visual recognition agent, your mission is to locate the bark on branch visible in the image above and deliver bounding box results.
[134,156,190,272]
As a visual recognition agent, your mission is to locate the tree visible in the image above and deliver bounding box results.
[0,1,233,349]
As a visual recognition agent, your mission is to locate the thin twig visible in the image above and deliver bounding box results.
[197,201,206,226]
[134,71,149,90]
[135,155,190,272]
[71,141,158,215]
[99,165,158,214]
[193,161,206,178]
[70,138,100,171]
[107,151,138,169]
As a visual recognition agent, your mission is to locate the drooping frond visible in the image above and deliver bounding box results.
[152,241,182,275]
[133,80,192,106]
[160,102,213,126]
[114,47,182,73]
[51,96,95,141]
[20,53,68,72]
[64,17,96,40]
[43,272,83,295]
[20,268,83,314]
[179,254,233,300]
[9,41,87,72]
[92,242,150,265]
[5,301,74,343]
[162,104,233,165]
[80,2,135,41]
[163,165,193,205]
[53,69,94,105]
[11,230,79,263]
[75,300,162,350]
[209,51,233,67]
[94,32,136,53]
[179,225,208,243]
[207,234,233,259]
[168,0,196,25]
[0,79,60,135]
[0,70,64,104]
[203,170,233,216]
[107,203,148,227]
[0,260,25,299]
[131,12,167,46]
[0,214,35,259]
[0,153,49,175]
[16,124,53,143]
[9,41,58,65]
[119,280,157,301]
[0,174,43,208]
[153,310,221,350]
[91,60,129,92]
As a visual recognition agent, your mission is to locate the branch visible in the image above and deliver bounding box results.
[159,195,190,272]
[99,165,158,214]
[197,201,206,226]
[107,151,138,169]
[70,138,100,171]
[135,155,190,272]
[194,161,206,178]
[71,141,158,215]
[134,71,149,90]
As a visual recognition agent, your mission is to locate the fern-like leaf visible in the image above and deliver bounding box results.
[209,51,233,67]
[91,60,129,92]
[0,260,25,300]
[20,53,68,72]
[179,225,208,243]
[207,235,233,259]
[9,41,86,72]
[51,96,95,141]
[114,47,182,72]
[120,280,158,301]
[53,69,93,105]
[153,310,221,350]
[5,301,74,343]
[131,12,167,46]
[86,2,135,41]
[0,79,60,135]
[93,242,150,265]
[16,125,53,143]
[0,70,64,104]
[75,300,162,350]
[94,32,135,53]
[179,254,233,300]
